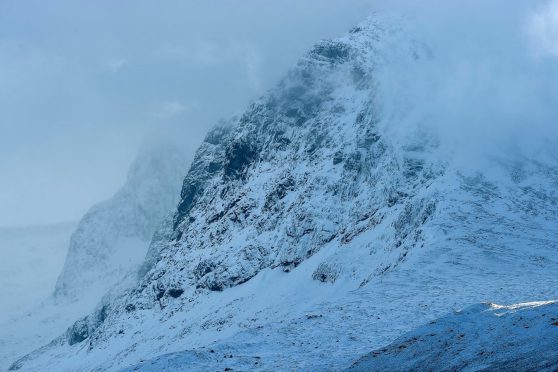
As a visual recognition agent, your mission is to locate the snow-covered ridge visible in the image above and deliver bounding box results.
[348,301,558,371]
[0,143,190,371]
[54,141,189,302]
[10,13,558,371]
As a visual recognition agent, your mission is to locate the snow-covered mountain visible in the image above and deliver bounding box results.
[0,140,190,371]
[54,141,190,302]
[10,13,558,371]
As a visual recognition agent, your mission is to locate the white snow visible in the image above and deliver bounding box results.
[6,11,558,372]
[0,141,190,371]
[54,141,189,301]
[349,301,558,371]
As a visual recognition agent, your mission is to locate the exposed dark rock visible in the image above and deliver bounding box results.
[167,288,184,298]
[224,139,259,180]
[194,260,217,280]
[312,263,340,284]
[309,40,351,64]
[67,318,90,346]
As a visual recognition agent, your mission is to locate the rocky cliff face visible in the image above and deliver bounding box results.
[54,141,189,302]
[137,16,438,297]
[12,14,558,371]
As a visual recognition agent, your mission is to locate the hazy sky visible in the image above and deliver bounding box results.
[2,0,557,228]
[0,0,375,227]
[375,0,558,155]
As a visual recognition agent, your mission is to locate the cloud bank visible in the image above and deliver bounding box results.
[0,0,374,227]
[2,0,556,226]
[528,0,558,57]
[373,0,558,168]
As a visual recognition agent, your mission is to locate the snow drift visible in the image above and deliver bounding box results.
[349,301,558,371]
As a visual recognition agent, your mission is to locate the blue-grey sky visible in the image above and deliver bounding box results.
[3,0,557,228]
[0,0,374,227]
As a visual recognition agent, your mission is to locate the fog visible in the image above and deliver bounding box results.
[374,0,558,170]
[0,0,374,227]
[1,2,557,367]
[1,1,556,225]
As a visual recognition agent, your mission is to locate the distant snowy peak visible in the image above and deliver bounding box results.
[348,301,558,371]
[54,140,190,301]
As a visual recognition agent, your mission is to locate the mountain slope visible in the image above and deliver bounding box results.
[1,141,190,371]
[54,141,189,301]
[348,301,558,371]
[11,14,558,371]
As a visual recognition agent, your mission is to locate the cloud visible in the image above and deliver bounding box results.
[527,0,558,57]
[154,101,190,119]
[0,0,375,226]
[373,0,558,166]
[104,58,127,72]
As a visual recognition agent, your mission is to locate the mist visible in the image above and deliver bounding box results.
[0,0,374,227]
[1,2,558,370]
[373,0,558,170]
[4,1,555,227]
